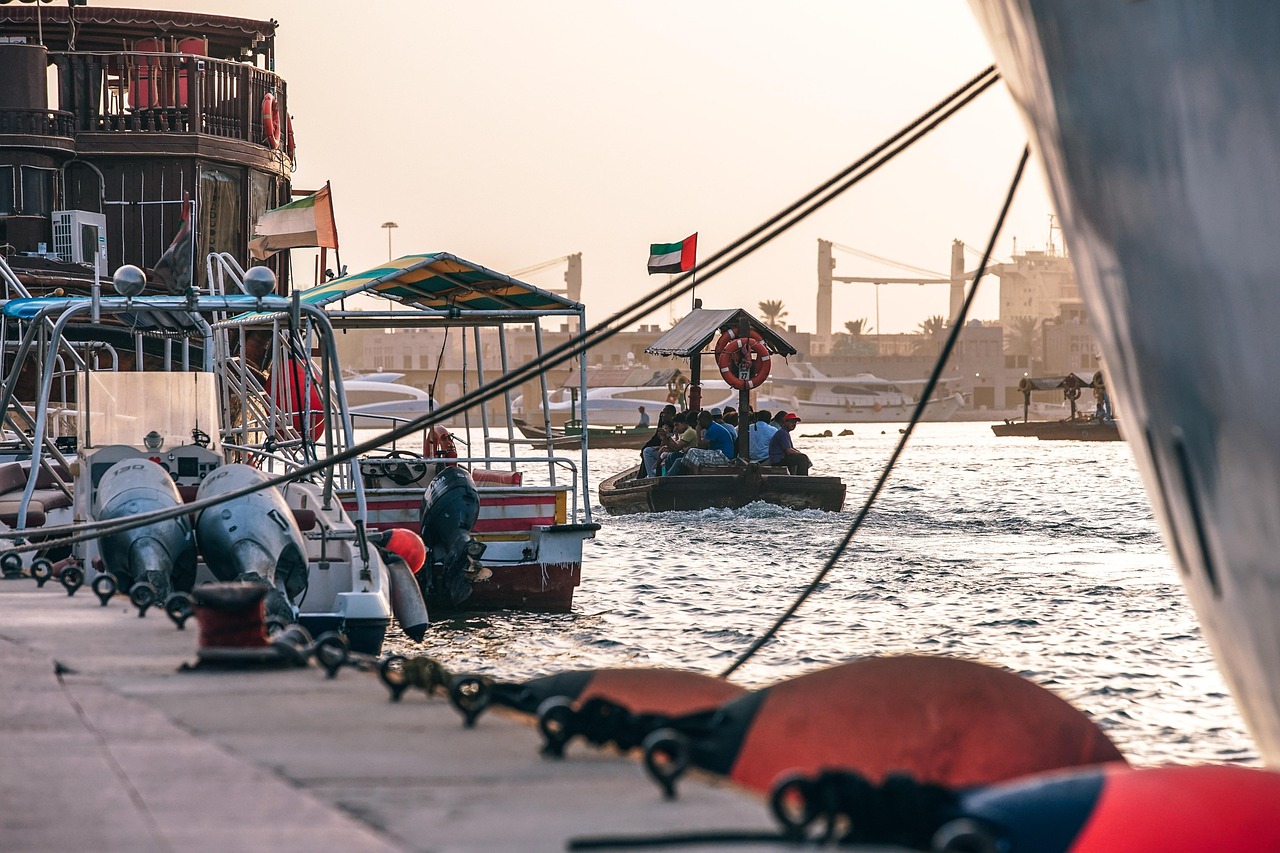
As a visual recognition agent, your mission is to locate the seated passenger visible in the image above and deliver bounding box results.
[639,404,677,478]
[767,412,812,475]
[660,411,699,475]
[749,409,779,462]
[670,410,735,475]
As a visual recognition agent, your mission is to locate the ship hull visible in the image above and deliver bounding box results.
[971,0,1280,761]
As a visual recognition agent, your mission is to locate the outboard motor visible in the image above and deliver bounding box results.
[194,463,307,624]
[419,466,484,605]
[95,458,197,600]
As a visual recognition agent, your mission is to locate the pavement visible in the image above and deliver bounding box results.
[0,577,807,853]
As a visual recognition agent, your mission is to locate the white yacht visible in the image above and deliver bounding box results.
[343,372,441,429]
[760,363,965,423]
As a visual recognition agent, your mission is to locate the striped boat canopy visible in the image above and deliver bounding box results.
[285,253,580,314]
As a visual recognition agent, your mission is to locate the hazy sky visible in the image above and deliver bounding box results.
[127,1,1055,333]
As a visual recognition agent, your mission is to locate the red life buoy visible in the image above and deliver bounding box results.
[717,336,771,390]
[713,327,763,357]
[426,424,458,464]
[268,358,325,441]
[261,91,281,149]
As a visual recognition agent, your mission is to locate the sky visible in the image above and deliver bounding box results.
[127,0,1056,334]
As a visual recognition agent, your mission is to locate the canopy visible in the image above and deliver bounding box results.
[645,308,797,358]
[283,253,581,314]
[1018,372,1104,392]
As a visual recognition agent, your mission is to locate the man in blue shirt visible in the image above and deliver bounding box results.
[749,409,779,462]
[767,412,812,475]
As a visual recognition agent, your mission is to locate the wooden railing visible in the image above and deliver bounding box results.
[50,51,287,149]
[0,108,75,137]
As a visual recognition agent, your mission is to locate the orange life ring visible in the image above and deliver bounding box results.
[426,424,458,464]
[713,327,763,357]
[262,91,281,149]
[716,336,771,390]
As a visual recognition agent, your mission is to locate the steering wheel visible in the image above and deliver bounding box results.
[382,451,429,486]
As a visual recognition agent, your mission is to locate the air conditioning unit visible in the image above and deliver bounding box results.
[51,210,108,267]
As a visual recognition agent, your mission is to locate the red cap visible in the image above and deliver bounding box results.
[784,412,801,421]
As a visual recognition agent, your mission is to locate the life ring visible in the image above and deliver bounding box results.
[262,91,281,149]
[716,336,771,390]
[426,424,458,465]
[1064,386,1081,401]
[713,327,763,357]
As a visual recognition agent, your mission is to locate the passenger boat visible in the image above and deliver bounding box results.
[512,372,741,428]
[243,253,601,613]
[761,362,966,424]
[970,0,1280,763]
[992,372,1121,441]
[598,307,846,514]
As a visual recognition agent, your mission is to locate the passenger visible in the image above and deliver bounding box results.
[771,409,788,430]
[712,406,738,442]
[639,404,677,478]
[660,411,699,475]
[722,406,740,430]
[636,405,651,428]
[767,412,812,476]
[670,410,735,475]
[749,409,779,462]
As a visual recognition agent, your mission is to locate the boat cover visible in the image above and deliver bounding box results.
[645,308,797,357]
[261,253,579,315]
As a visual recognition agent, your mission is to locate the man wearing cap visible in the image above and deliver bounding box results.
[767,412,812,475]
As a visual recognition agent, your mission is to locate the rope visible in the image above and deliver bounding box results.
[0,67,1000,559]
[718,144,1031,678]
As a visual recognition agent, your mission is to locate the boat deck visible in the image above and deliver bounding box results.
[0,578,848,852]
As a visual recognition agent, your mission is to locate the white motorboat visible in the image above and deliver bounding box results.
[513,379,741,427]
[759,363,965,423]
[970,0,1280,763]
[343,372,441,428]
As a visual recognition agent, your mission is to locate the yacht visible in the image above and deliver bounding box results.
[760,363,965,423]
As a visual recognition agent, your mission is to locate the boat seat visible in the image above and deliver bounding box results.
[25,488,72,512]
[0,500,46,528]
[19,462,72,488]
[472,469,523,486]
[291,509,317,532]
[0,462,26,497]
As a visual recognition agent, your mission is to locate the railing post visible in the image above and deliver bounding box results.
[188,57,202,134]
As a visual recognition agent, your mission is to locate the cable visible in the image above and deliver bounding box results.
[0,67,1001,556]
[718,144,1032,679]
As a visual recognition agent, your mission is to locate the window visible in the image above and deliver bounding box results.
[19,166,56,215]
[0,167,13,215]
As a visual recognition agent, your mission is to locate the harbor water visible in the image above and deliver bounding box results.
[376,422,1255,768]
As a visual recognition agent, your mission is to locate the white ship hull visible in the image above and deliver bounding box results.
[971,0,1280,762]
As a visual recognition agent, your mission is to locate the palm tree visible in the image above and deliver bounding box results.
[758,300,788,329]
[844,318,871,337]
[1004,315,1041,367]
[913,314,948,355]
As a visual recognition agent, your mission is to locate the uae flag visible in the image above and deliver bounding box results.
[249,182,339,260]
[647,233,698,274]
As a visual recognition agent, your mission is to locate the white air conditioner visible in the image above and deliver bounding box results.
[51,210,108,267]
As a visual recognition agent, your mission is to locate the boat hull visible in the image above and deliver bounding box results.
[971,0,1280,760]
[513,418,652,450]
[598,466,845,515]
[757,391,963,424]
[991,419,1122,442]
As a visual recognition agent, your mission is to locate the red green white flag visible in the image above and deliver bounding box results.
[647,233,697,274]
[249,182,339,260]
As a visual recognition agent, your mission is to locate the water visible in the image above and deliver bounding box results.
[381,422,1257,767]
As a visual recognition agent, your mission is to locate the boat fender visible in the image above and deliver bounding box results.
[386,553,430,642]
[285,113,296,165]
[380,527,427,573]
[261,91,281,148]
[640,655,1125,796]
[717,337,771,390]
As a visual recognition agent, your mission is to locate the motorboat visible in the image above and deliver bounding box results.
[513,376,741,428]
[760,363,965,423]
[343,372,441,429]
[970,0,1280,763]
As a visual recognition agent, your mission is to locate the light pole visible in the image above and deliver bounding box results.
[381,221,398,261]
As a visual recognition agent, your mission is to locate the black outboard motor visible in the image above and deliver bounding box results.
[419,466,484,605]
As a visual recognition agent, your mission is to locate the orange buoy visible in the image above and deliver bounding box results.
[682,655,1125,793]
[383,528,427,574]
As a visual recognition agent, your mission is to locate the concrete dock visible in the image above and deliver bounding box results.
[0,577,803,853]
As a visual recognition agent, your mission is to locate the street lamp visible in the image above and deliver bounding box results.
[380,221,398,261]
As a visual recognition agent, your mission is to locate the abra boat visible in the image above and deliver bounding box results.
[512,417,652,450]
[970,0,1280,763]
[598,307,846,514]
[761,362,966,424]
[992,372,1121,441]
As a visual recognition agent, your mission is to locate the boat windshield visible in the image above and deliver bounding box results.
[79,371,221,451]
